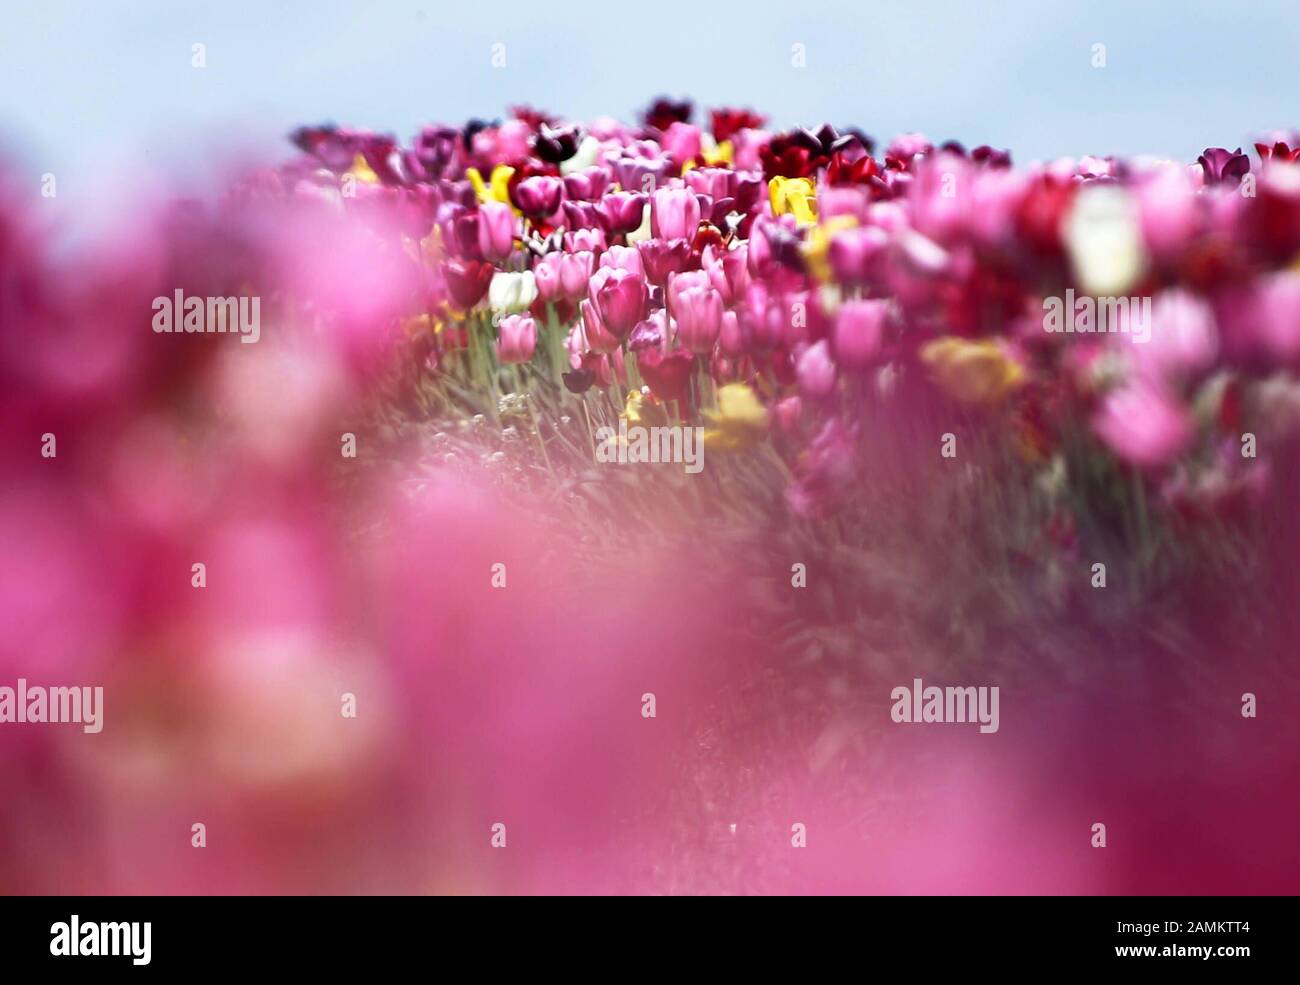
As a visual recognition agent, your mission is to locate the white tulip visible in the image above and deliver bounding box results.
[488,270,537,313]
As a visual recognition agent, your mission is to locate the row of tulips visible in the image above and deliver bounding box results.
[254,100,1300,517]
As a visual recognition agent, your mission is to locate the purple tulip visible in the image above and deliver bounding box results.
[513,175,563,219]
[562,200,602,230]
[597,192,648,236]
[1197,147,1251,186]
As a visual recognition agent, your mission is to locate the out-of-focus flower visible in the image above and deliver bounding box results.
[661,122,703,168]
[702,383,770,450]
[637,344,695,403]
[797,340,837,398]
[643,96,693,133]
[1133,289,1218,382]
[786,418,859,518]
[1136,164,1199,267]
[533,123,581,164]
[828,225,889,285]
[496,314,537,363]
[622,388,670,430]
[833,299,887,369]
[920,337,1026,404]
[1092,380,1194,468]
[710,107,766,145]
[1063,184,1147,296]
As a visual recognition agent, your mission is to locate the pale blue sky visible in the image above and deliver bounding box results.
[3,0,1298,220]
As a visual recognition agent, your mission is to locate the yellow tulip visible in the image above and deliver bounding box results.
[919,337,1026,404]
[622,389,670,431]
[466,165,517,209]
[346,154,380,186]
[802,215,858,283]
[769,176,818,226]
[702,383,770,451]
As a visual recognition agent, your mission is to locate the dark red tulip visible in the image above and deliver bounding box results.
[442,258,494,310]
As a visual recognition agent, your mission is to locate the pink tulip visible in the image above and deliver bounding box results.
[828,226,889,286]
[672,284,724,354]
[1137,165,1199,266]
[563,228,606,254]
[591,267,648,339]
[651,187,701,241]
[477,201,517,262]
[637,238,693,286]
[666,269,711,319]
[797,340,837,398]
[834,299,887,369]
[496,314,537,364]
[560,250,595,300]
[661,122,703,167]
[1092,381,1193,468]
[702,244,749,305]
[598,245,644,277]
[533,252,564,303]
[579,297,621,354]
